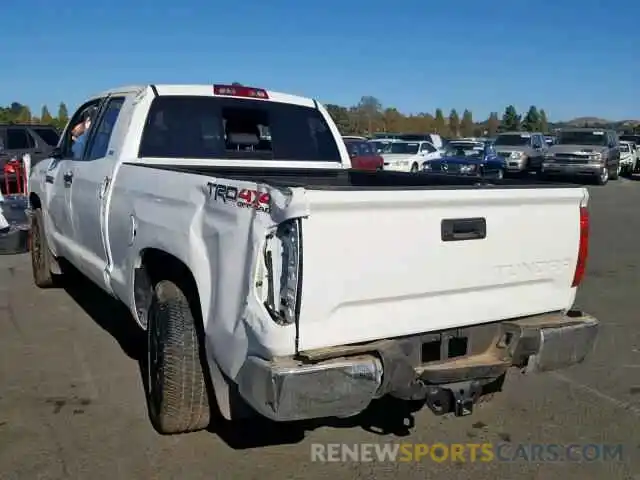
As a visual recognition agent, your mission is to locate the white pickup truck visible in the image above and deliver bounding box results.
[29,84,599,435]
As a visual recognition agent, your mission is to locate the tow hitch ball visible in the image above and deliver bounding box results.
[424,381,482,417]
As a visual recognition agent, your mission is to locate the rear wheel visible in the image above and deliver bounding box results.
[30,208,56,288]
[495,169,504,180]
[595,166,609,185]
[410,163,419,173]
[611,162,621,180]
[146,279,211,434]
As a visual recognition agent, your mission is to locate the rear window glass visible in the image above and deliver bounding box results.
[346,141,375,156]
[138,96,341,161]
[32,127,60,147]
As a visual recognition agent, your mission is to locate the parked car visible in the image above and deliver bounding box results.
[542,128,621,185]
[544,135,556,146]
[423,140,505,179]
[368,138,399,154]
[29,83,598,434]
[619,135,640,173]
[619,141,636,176]
[382,140,441,172]
[493,131,548,175]
[343,138,383,171]
[397,133,444,150]
[0,123,60,192]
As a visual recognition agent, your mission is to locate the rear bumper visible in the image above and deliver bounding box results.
[234,310,599,421]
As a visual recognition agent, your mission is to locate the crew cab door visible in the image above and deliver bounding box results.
[44,98,106,260]
[69,95,127,290]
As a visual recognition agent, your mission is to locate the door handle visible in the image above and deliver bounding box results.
[441,217,487,242]
[63,171,73,186]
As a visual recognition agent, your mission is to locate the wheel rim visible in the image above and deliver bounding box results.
[497,169,503,179]
[601,167,608,183]
[410,163,418,173]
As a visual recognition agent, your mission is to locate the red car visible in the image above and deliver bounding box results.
[343,139,384,171]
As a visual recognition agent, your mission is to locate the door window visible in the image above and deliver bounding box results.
[6,128,34,150]
[61,99,105,159]
[84,98,125,161]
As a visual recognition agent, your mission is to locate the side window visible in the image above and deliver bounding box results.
[6,128,34,150]
[425,143,437,153]
[62,99,105,158]
[84,97,125,161]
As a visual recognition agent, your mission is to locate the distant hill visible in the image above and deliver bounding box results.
[549,117,640,132]
[564,117,610,126]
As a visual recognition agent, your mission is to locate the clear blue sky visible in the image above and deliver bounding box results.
[3,0,639,121]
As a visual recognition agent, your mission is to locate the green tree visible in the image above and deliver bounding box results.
[539,109,549,133]
[522,105,540,132]
[56,102,69,129]
[448,109,460,137]
[501,105,521,131]
[433,108,446,135]
[356,96,382,134]
[16,106,32,123]
[325,104,351,134]
[41,105,53,124]
[487,112,500,136]
[460,109,474,137]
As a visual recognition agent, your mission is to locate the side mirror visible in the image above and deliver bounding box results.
[50,147,63,159]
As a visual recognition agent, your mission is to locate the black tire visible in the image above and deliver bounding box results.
[495,169,504,180]
[30,208,56,288]
[611,163,621,181]
[410,163,419,173]
[147,279,210,434]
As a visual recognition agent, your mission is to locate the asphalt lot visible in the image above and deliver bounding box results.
[1,178,640,480]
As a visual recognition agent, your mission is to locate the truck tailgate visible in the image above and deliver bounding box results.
[296,187,586,352]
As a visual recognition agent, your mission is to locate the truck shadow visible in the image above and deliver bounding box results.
[60,261,425,449]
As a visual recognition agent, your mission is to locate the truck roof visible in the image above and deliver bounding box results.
[87,84,316,108]
[558,127,614,132]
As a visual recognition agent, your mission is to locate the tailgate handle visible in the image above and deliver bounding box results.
[441,217,486,242]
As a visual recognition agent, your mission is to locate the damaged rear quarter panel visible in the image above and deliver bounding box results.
[107,163,309,379]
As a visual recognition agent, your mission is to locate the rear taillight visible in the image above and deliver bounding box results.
[571,206,589,287]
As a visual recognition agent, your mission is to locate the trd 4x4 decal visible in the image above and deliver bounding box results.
[206,182,271,213]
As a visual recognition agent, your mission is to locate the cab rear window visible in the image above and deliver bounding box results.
[138,96,341,162]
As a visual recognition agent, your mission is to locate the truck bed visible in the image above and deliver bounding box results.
[117,162,586,354]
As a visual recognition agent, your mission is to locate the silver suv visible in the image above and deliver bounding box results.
[493,131,547,175]
[542,128,620,185]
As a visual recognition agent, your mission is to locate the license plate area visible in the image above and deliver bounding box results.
[420,324,500,364]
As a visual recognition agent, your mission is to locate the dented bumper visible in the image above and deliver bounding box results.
[234,310,599,422]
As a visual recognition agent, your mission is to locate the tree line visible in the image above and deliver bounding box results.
[0,102,69,130]
[324,96,550,138]
[1,96,638,137]
[326,96,640,137]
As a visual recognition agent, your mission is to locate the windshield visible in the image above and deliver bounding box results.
[494,134,530,146]
[139,96,341,161]
[557,131,608,146]
[32,127,60,147]
[620,144,630,152]
[445,143,484,158]
[369,140,390,153]
[389,142,420,154]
